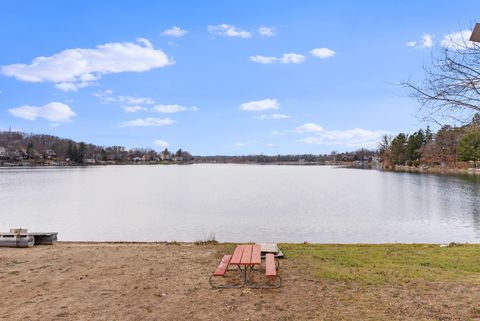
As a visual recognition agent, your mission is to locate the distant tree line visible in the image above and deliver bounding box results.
[0,131,193,165]
[0,130,378,167]
[194,149,378,165]
[3,122,479,169]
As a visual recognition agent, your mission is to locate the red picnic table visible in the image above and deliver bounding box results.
[209,244,282,289]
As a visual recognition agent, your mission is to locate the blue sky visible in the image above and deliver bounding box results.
[0,0,478,155]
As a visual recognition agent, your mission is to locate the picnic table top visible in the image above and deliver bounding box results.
[230,244,262,266]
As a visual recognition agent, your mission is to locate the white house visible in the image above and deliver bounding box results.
[0,147,6,158]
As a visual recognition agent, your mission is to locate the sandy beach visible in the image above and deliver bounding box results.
[1,243,480,321]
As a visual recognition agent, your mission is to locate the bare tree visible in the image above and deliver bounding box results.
[402,31,480,125]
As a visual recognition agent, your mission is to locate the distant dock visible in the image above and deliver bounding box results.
[0,229,57,248]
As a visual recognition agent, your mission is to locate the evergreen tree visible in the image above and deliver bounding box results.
[472,113,480,126]
[67,141,85,164]
[458,127,480,162]
[390,133,408,165]
[424,126,433,142]
[405,130,425,164]
[26,142,34,159]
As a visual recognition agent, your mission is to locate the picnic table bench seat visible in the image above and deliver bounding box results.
[213,255,231,276]
[265,253,277,277]
[246,252,282,289]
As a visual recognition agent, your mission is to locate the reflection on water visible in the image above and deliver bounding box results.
[0,165,479,243]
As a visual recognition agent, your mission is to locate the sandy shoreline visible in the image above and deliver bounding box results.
[1,242,480,321]
[1,243,298,321]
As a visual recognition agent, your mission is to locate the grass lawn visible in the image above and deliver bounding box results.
[280,243,480,285]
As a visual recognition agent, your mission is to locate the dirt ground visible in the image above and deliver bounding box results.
[1,243,480,321]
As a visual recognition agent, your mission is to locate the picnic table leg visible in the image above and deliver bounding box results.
[209,264,245,289]
[241,265,253,285]
[245,262,282,289]
[245,273,282,289]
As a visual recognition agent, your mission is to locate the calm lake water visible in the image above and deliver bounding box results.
[1,164,480,243]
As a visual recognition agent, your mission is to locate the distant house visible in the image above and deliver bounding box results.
[144,151,158,162]
[84,158,96,164]
[44,149,57,159]
[160,151,171,161]
[0,146,6,158]
[11,149,27,161]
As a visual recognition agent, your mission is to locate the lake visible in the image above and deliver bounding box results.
[1,164,479,243]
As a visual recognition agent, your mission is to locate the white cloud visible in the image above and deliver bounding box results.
[406,33,434,49]
[123,105,148,113]
[94,91,198,114]
[208,24,251,38]
[258,26,276,37]
[280,53,306,64]
[235,142,247,147]
[8,102,76,122]
[154,139,170,148]
[93,89,113,97]
[136,38,153,48]
[250,55,277,64]
[256,113,291,120]
[441,30,474,49]
[250,53,306,64]
[295,123,324,133]
[115,96,155,105]
[422,34,433,48]
[118,117,175,127]
[271,130,286,136]
[240,98,279,111]
[94,90,156,111]
[406,41,417,47]
[151,104,188,113]
[310,48,336,59]
[162,26,187,38]
[56,82,90,91]
[1,38,174,91]
[296,124,391,148]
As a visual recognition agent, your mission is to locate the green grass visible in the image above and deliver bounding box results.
[280,243,480,285]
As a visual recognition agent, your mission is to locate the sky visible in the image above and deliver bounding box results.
[0,0,478,155]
